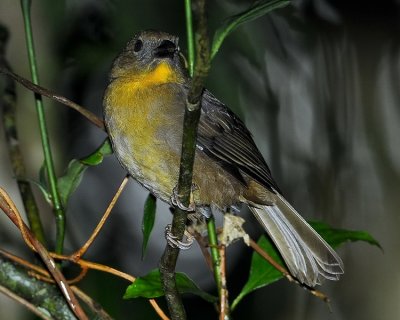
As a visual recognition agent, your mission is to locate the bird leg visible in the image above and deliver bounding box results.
[165,224,194,250]
[170,184,197,212]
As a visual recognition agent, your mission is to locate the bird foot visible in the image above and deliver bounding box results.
[165,224,194,250]
[170,184,196,212]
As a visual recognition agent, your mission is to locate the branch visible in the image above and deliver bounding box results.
[0,254,78,319]
[0,67,104,130]
[159,0,210,319]
[0,188,88,319]
[0,252,113,319]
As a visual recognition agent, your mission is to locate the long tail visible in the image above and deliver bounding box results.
[248,192,344,287]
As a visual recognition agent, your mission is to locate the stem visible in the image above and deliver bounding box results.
[159,0,210,319]
[184,0,195,76]
[20,0,65,254]
[208,217,230,317]
[0,24,47,244]
[218,245,229,320]
[207,217,222,292]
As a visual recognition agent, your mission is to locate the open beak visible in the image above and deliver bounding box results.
[154,40,177,58]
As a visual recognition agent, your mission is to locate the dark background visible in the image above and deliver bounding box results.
[0,0,399,319]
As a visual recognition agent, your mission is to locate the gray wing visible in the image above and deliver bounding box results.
[197,89,281,193]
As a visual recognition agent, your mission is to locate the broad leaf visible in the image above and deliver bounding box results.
[211,0,291,59]
[232,222,380,310]
[141,193,157,259]
[57,138,112,206]
[231,235,283,310]
[309,221,382,250]
[57,159,86,207]
[124,269,217,303]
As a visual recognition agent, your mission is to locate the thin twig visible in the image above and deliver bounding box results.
[71,286,113,320]
[0,193,170,320]
[248,238,330,303]
[0,67,104,130]
[54,255,170,318]
[1,249,170,320]
[0,285,52,320]
[0,250,114,319]
[218,245,229,320]
[0,188,88,320]
[0,248,50,279]
[249,238,291,280]
[0,251,78,319]
[192,230,213,271]
[71,175,129,261]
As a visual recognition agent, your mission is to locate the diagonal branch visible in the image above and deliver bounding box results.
[0,67,104,130]
[0,188,88,319]
[0,252,113,319]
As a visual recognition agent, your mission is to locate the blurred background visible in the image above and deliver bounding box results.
[0,0,399,319]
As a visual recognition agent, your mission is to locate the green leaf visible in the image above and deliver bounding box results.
[211,0,291,59]
[309,221,382,250]
[25,162,52,204]
[231,235,283,310]
[232,222,380,310]
[141,193,157,259]
[124,269,217,303]
[57,159,86,206]
[80,138,113,166]
[57,138,113,206]
[25,178,52,204]
[39,161,48,190]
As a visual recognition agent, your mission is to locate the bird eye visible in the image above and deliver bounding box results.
[133,39,143,52]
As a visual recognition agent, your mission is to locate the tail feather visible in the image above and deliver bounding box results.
[248,192,343,287]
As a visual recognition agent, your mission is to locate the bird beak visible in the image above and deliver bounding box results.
[154,40,177,58]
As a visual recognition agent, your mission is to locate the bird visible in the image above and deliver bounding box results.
[103,30,344,287]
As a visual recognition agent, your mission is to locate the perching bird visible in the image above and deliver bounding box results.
[103,30,343,287]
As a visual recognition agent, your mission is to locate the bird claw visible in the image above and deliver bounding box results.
[165,224,194,250]
[170,185,196,212]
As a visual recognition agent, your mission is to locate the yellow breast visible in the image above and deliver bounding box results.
[104,61,182,199]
